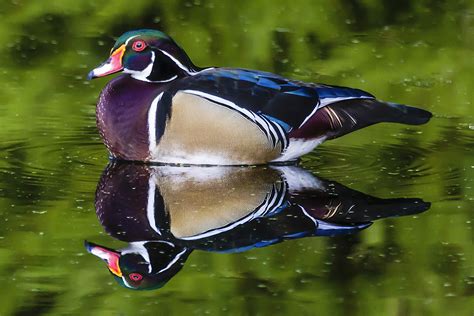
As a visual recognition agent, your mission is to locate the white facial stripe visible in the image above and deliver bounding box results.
[118,241,186,287]
[157,248,188,274]
[125,35,140,45]
[126,51,178,83]
[121,277,134,288]
[121,241,152,273]
[126,51,154,80]
[158,49,195,75]
[123,40,215,82]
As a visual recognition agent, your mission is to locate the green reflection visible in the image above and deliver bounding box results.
[0,0,472,315]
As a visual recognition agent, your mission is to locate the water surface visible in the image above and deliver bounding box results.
[0,1,472,315]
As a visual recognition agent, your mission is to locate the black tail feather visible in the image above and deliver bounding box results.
[323,99,432,139]
[384,102,432,125]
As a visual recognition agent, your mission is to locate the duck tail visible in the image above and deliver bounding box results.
[320,98,432,139]
[382,101,432,125]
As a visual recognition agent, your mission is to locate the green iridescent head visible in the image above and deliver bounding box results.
[88,29,198,82]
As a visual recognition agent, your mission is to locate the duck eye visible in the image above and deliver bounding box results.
[132,40,146,52]
[129,272,143,281]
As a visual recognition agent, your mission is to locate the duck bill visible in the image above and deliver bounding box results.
[88,44,126,79]
[85,241,123,277]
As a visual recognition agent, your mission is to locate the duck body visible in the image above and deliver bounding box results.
[91,29,432,165]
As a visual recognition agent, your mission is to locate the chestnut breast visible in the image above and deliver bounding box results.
[96,75,164,160]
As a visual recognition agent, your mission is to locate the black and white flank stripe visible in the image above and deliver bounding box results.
[181,90,289,150]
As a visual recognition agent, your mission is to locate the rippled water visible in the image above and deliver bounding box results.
[0,1,473,315]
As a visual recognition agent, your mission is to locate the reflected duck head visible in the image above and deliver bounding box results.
[85,240,189,290]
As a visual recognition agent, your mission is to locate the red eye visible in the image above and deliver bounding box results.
[129,273,143,281]
[132,40,147,52]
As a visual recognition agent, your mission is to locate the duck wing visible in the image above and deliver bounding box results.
[171,68,431,141]
[171,68,375,132]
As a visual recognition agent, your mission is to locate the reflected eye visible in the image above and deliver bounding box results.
[132,40,147,52]
[129,272,143,281]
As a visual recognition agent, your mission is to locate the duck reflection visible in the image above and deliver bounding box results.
[85,163,430,290]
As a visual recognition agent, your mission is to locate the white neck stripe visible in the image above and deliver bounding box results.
[127,51,155,81]
[121,241,152,273]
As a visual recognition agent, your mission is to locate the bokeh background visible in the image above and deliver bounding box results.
[0,1,472,315]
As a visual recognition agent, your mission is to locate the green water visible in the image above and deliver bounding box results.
[0,1,473,315]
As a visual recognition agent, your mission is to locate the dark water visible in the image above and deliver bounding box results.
[0,1,473,315]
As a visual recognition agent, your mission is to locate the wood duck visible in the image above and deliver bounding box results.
[88,29,432,165]
[85,162,430,290]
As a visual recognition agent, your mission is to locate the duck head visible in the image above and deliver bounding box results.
[85,240,190,290]
[88,29,199,82]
